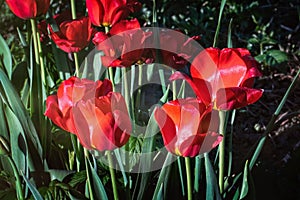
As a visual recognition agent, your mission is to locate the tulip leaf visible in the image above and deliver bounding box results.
[0,68,43,170]
[47,169,74,182]
[227,18,233,48]
[17,27,28,47]
[22,172,43,200]
[11,61,28,93]
[213,0,227,47]
[51,43,71,79]
[204,153,222,200]
[136,110,160,199]
[0,34,12,80]
[152,153,173,200]
[239,160,255,200]
[113,149,128,186]
[177,158,185,196]
[4,105,28,174]
[87,159,108,200]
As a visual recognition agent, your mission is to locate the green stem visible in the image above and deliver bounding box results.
[74,52,80,77]
[109,67,115,90]
[84,149,94,200]
[218,110,227,193]
[70,0,77,20]
[30,18,46,86]
[185,157,192,200]
[30,19,40,65]
[121,67,132,199]
[227,109,235,177]
[70,0,80,77]
[8,156,24,200]
[107,151,119,200]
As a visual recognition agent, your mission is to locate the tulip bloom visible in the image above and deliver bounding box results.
[86,0,141,27]
[148,30,201,70]
[93,19,152,67]
[5,0,50,19]
[45,76,131,151]
[171,48,263,110]
[49,13,94,53]
[73,92,131,151]
[154,98,222,157]
[45,76,112,134]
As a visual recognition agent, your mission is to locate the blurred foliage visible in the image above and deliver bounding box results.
[1,0,299,74]
[138,0,299,73]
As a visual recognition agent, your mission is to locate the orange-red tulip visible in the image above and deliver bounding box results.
[155,98,222,157]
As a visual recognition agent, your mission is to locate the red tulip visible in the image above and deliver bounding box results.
[49,13,94,53]
[171,48,263,110]
[154,98,222,157]
[93,19,152,67]
[45,76,131,151]
[86,0,141,27]
[148,30,201,69]
[5,0,50,19]
[72,92,131,151]
[44,76,112,134]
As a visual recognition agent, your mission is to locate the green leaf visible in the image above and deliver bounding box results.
[152,153,173,200]
[0,34,12,80]
[227,18,233,48]
[87,159,108,200]
[5,105,27,174]
[204,153,221,200]
[239,161,255,200]
[265,49,288,66]
[136,110,160,199]
[47,170,74,182]
[177,158,185,196]
[0,68,43,170]
[11,61,28,93]
[22,172,43,200]
[213,0,227,47]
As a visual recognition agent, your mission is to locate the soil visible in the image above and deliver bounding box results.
[232,64,300,200]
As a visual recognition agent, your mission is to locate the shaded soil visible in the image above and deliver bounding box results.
[232,65,300,200]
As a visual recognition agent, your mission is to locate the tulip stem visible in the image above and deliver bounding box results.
[70,0,77,20]
[84,149,94,200]
[185,157,192,200]
[69,0,80,77]
[218,110,227,194]
[30,18,46,86]
[108,67,115,91]
[74,52,80,77]
[107,151,119,200]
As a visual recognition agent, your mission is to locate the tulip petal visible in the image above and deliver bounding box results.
[216,87,263,110]
[154,107,177,154]
[170,72,212,106]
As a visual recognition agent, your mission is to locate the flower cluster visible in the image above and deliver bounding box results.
[5,0,263,157]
